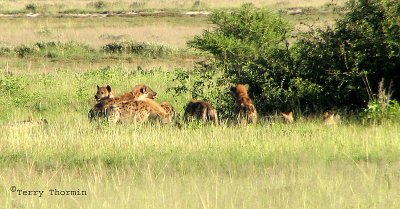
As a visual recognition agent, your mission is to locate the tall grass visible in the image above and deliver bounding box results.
[0,66,399,208]
[1,112,399,208]
[1,66,399,170]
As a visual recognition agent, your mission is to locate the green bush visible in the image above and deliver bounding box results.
[35,41,95,58]
[93,1,107,9]
[170,63,235,118]
[13,41,95,58]
[174,1,400,117]
[174,3,319,116]
[25,3,38,12]
[15,45,38,57]
[362,79,400,124]
[363,99,400,124]
[293,0,400,110]
[0,46,12,56]
[102,41,173,58]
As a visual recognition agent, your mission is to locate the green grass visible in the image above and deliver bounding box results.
[1,41,187,59]
[1,113,400,208]
[1,67,400,209]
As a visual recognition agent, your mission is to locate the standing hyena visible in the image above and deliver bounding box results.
[88,84,157,121]
[183,100,218,124]
[230,84,257,124]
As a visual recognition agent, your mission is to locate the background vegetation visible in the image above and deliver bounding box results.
[173,0,400,118]
[0,0,399,208]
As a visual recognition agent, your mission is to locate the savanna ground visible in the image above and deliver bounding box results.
[1,0,399,208]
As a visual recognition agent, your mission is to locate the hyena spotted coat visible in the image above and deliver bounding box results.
[88,84,157,121]
[105,98,172,124]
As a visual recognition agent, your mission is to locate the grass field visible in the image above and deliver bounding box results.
[1,1,399,208]
[0,0,346,14]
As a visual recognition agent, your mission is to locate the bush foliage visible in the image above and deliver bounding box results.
[102,41,173,58]
[293,0,400,110]
[173,1,400,116]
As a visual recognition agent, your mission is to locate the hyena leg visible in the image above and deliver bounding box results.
[157,110,172,124]
[201,109,208,124]
[238,111,247,125]
[209,109,219,125]
[249,113,257,124]
[88,108,96,121]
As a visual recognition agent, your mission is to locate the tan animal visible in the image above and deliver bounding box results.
[324,112,338,126]
[160,101,179,121]
[183,100,218,124]
[230,84,257,124]
[94,84,115,101]
[281,111,294,123]
[88,84,157,121]
[105,98,172,124]
[121,84,157,101]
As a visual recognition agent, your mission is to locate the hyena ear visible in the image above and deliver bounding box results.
[140,87,147,93]
[97,85,100,90]
[229,84,236,92]
[244,84,250,90]
[106,84,112,92]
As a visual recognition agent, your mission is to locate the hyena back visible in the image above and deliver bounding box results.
[106,98,172,124]
[230,84,257,124]
[88,84,157,121]
[183,100,218,124]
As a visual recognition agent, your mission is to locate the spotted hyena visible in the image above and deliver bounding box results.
[281,111,294,123]
[230,84,257,124]
[324,112,340,126]
[105,98,172,124]
[88,84,157,121]
[183,100,218,124]
[94,84,115,101]
[160,101,179,121]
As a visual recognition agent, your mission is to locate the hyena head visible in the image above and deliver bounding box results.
[324,112,334,120]
[230,84,253,108]
[131,84,157,100]
[281,111,294,123]
[95,84,115,101]
[230,84,250,100]
[324,112,337,125]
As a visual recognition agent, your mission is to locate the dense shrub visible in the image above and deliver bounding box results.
[14,41,95,58]
[25,3,38,12]
[102,41,173,58]
[0,46,12,56]
[173,1,400,117]
[93,1,107,9]
[15,45,38,57]
[293,0,400,110]
[173,3,320,116]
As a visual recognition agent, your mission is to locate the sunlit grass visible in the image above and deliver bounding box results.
[0,118,399,208]
[0,68,399,208]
